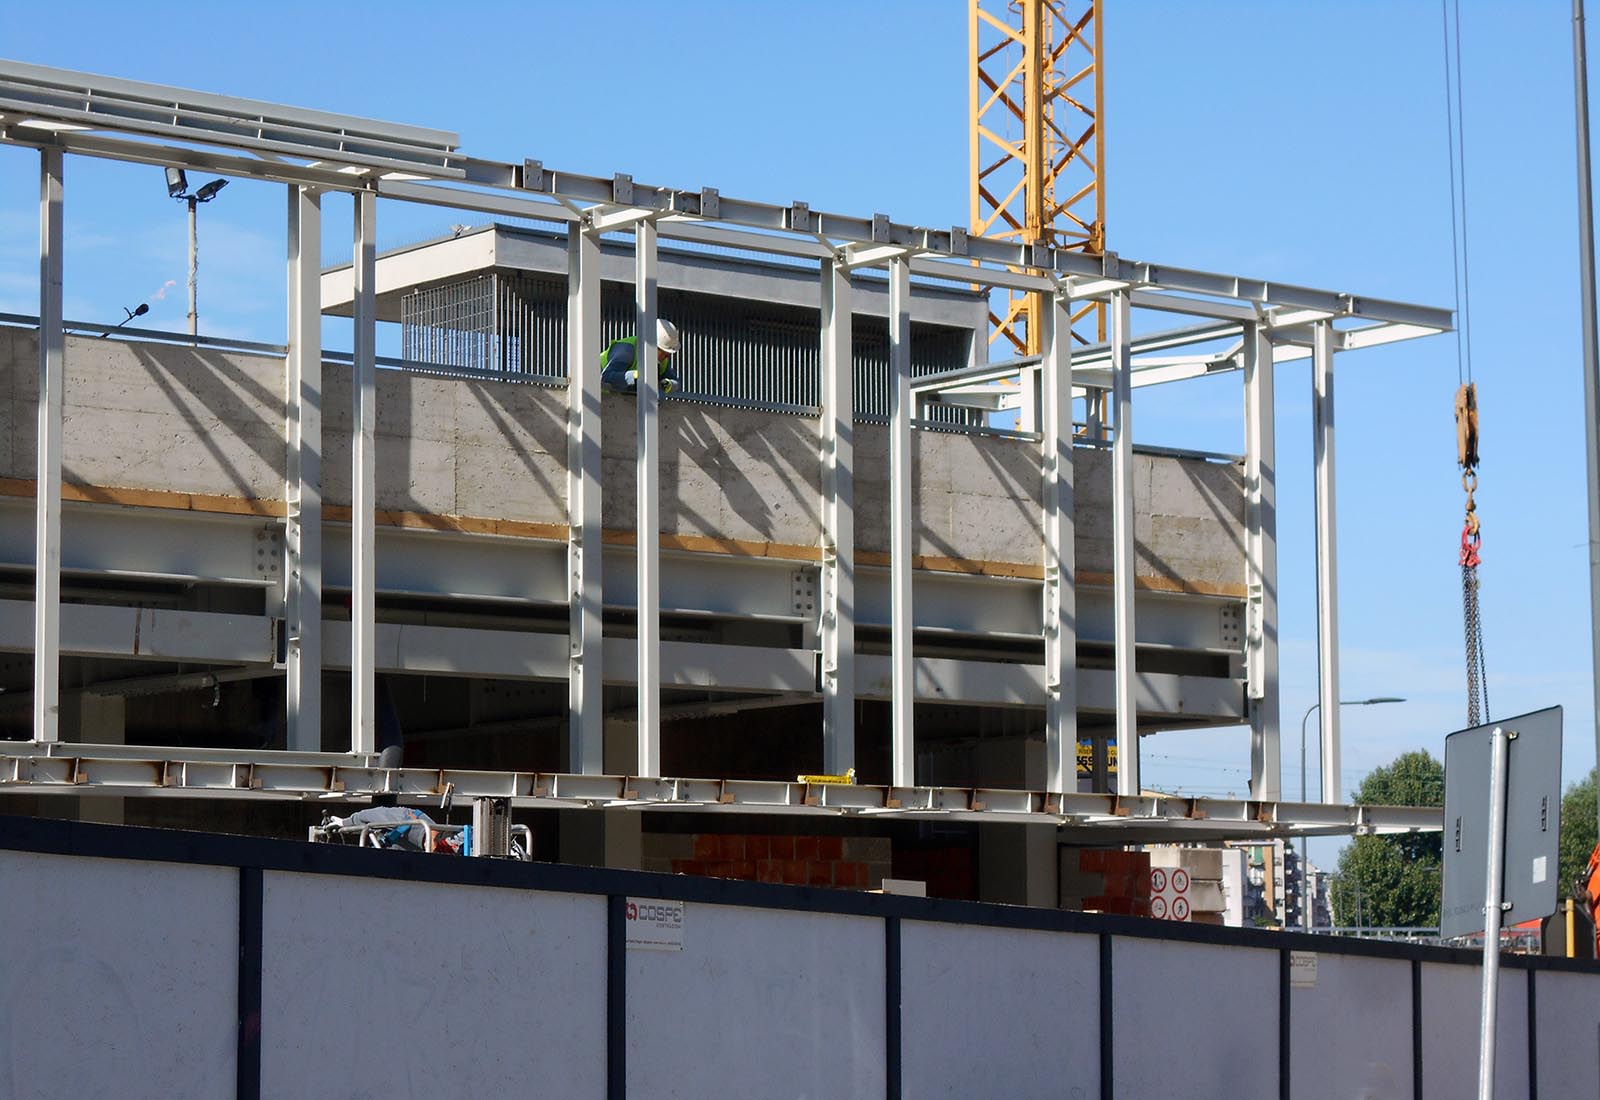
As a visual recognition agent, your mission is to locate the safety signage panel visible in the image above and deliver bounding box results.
[1150,866,1190,922]
[625,897,685,951]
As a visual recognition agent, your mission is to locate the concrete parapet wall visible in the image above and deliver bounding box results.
[1,328,1243,590]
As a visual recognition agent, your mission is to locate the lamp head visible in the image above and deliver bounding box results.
[164,166,188,199]
[193,178,228,203]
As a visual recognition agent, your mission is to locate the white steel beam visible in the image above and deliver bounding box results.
[635,219,661,777]
[1312,320,1341,801]
[32,146,63,743]
[350,190,377,755]
[888,256,915,787]
[567,226,604,774]
[0,740,1444,838]
[819,259,855,775]
[284,185,322,752]
[1041,290,1077,794]
[1243,323,1281,800]
[1111,290,1139,796]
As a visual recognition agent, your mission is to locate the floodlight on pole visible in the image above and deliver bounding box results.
[193,178,227,203]
[163,168,230,337]
[1298,694,1406,930]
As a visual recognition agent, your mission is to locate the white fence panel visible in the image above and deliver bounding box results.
[1113,938,1278,1100]
[627,903,884,1099]
[260,871,607,1099]
[1420,961,1528,1100]
[900,920,1098,1099]
[1289,951,1411,1100]
[1534,968,1600,1094]
[0,850,238,1100]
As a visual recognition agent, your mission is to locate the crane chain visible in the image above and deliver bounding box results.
[1455,382,1488,726]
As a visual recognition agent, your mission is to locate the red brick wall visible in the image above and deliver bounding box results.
[642,833,890,890]
[1061,849,1151,916]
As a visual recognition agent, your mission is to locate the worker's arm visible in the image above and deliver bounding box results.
[600,341,637,392]
[661,359,680,394]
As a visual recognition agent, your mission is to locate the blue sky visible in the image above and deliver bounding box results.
[1,3,1595,849]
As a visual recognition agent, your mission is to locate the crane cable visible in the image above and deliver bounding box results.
[1443,0,1490,726]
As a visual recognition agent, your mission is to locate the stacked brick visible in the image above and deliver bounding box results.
[641,834,892,890]
[1058,848,1152,916]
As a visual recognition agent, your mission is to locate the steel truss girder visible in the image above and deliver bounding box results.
[0,59,463,174]
[0,741,1443,840]
[0,600,1243,721]
[0,60,1450,337]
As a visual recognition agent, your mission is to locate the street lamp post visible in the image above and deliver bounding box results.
[164,168,228,337]
[1298,695,1405,929]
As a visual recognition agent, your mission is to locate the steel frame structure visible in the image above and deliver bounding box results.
[0,61,1451,832]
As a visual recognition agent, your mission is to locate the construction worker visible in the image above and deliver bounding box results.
[601,318,681,395]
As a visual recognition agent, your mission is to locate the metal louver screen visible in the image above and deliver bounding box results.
[400,273,975,423]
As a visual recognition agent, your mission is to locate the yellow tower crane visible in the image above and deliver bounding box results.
[969,0,1105,356]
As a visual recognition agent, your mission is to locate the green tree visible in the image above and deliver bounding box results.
[1558,769,1597,899]
[1331,750,1444,928]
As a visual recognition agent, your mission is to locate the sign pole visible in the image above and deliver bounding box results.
[1476,725,1511,1100]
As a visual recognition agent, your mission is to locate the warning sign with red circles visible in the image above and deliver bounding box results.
[1151,865,1191,922]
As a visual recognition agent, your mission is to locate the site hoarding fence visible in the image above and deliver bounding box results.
[1,815,1597,1100]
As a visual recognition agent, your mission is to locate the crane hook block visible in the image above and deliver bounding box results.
[1454,382,1479,469]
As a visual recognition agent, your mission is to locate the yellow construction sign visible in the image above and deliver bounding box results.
[1075,741,1118,776]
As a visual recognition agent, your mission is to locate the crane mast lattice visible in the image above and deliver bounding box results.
[969,0,1105,356]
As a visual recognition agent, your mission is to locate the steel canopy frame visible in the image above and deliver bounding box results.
[0,60,1454,825]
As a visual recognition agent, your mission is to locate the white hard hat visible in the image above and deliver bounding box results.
[656,318,681,355]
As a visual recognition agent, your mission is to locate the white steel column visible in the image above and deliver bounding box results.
[635,219,661,777]
[1110,289,1139,796]
[284,185,322,752]
[350,190,377,755]
[819,259,855,775]
[1243,323,1281,800]
[1041,289,1076,794]
[889,257,915,787]
[567,225,604,773]
[33,147,63,743]
[1312,319,1341,800]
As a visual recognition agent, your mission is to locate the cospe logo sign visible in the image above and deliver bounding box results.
[625,897,685,951]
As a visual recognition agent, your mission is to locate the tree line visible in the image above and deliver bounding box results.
[1330,751,1596,929]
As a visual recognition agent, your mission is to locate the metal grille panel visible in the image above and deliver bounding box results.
[400,273,976,422]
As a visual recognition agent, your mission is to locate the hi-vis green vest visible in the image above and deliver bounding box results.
[600,337,675,383]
